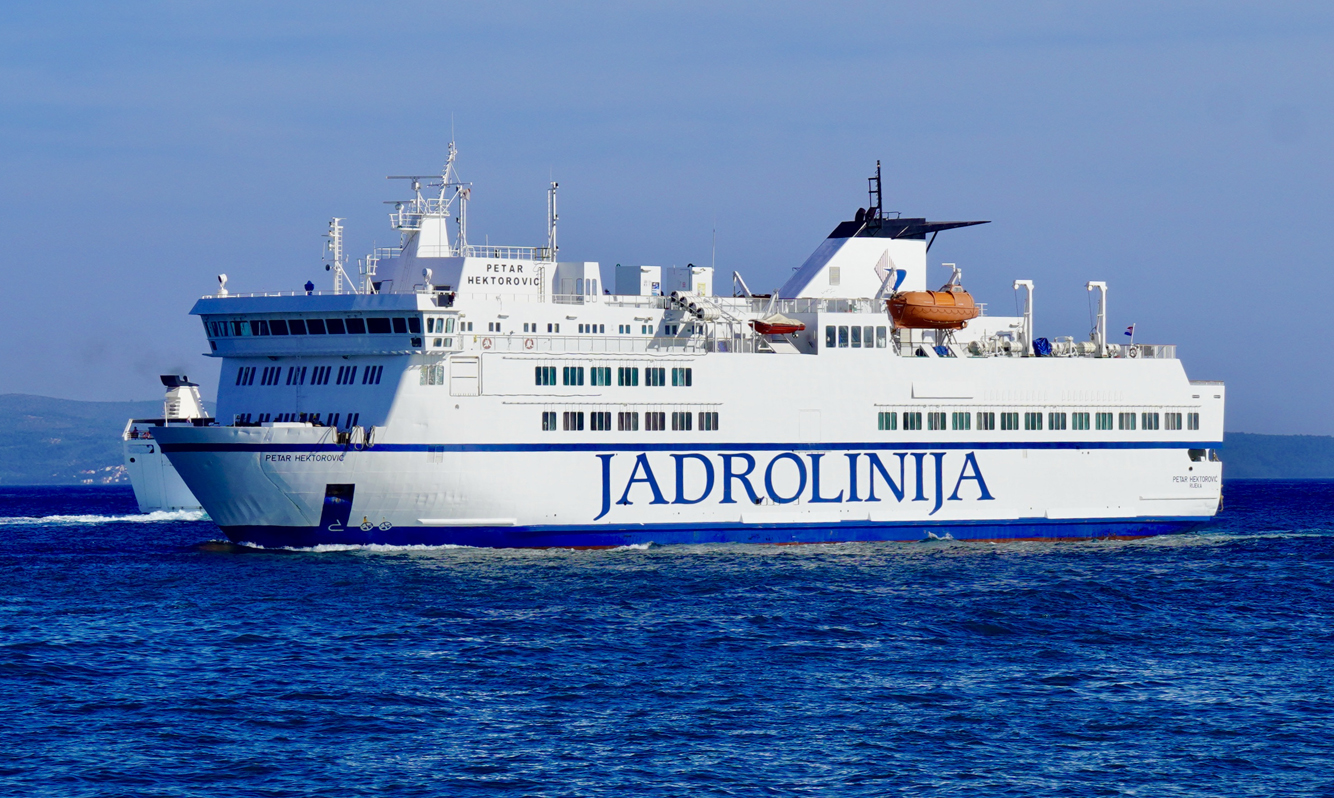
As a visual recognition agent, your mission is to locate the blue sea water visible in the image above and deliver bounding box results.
[2,483,1333,797]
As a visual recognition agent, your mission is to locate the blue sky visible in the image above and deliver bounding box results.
[1,2,1331,434]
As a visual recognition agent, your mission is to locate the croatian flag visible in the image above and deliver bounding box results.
[1124,324,1135,337]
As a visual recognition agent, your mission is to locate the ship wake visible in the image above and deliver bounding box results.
[0,509,209,526]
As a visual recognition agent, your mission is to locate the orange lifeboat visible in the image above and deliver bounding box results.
[887,287,980,330]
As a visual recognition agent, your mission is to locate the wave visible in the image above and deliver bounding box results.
[0,509,210,526]
[234,541,470,553]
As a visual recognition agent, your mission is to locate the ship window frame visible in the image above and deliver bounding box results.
[825,326,836,348]
[878,411,897,431]
[671,411,693,431]
[1187,412,1200,431]
[1072,412,1090,431]
[838,326,849,348]
[345,318,367,335]
[927,411,946,431]
[902,411,923,431]
[563,411,585,431]
[618,411,640,431]
[1000,412,1019,431]
[1118,412,1136,431]
[976,411,995,431]
[1048,412,1067,431]
[699,411,719,431]
[850,326,862,348]
[618,366,639,387]
[645,411,667,432]
[590,411,612,431]
[951,411,971,431]
[325,318,346,335]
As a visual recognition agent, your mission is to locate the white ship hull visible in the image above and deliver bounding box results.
[123,433,203,513]
[154,348,1223,548]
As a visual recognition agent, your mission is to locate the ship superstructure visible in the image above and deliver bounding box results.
[122,376,208,512]
[153,151,1224,548]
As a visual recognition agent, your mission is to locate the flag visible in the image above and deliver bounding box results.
[1124,324,1135,337]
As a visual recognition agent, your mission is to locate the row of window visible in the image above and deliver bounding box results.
[826,325,890,349]
[209,317,423,338]
[232,411,361,429]
[426,318,472,334]
[541,410,720,432]
[537,366,693,387]
[877,410,1202,432]
[237,365,384,387]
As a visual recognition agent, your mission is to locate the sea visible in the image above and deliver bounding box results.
[2,482,1333,797]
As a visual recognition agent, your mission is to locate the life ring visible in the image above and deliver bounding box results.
[524,338,534,350]
[482,337,493,350]
[1127,346,1139,358]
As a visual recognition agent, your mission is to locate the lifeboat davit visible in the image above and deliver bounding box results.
[887,287,980,330]
[750,313,806,335]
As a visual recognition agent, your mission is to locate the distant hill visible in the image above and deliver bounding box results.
[0,394,213,485]
[0,394,1330,484]
[1220,432,1334,480]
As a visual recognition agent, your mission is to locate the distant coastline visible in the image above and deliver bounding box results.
[0,393,1329,484]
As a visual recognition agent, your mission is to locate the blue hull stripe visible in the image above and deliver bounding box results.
[165,440,1222,454]
[223,516,1212,549]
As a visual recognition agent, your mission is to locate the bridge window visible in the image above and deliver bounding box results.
[878,411,897,431]
[306,319,327,334]
[249,320,270,336]
[1096,412,1113,430]
[368,318,392,334]
[325,318,346,334]
[345,318,367,334]
[392,318,408,334]
[270,320,289,335]
[288,319,307,335]
[618,411,639,431]
[563,411,584,431]
[976,412,995,431]
[1000,412,1019,431]
[1072,412,1090,431]
[699,411,719,431]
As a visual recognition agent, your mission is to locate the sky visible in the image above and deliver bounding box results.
[1,1,1331,434]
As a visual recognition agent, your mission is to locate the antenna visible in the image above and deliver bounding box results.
[867,160,882,220]
[324,218,359,295]
[711,222,716,271]
[217,274,228,296]
[547,181,559,260]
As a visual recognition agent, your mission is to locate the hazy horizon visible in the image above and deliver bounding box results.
[2,2,1331,434]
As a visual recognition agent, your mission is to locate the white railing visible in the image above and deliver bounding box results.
[474,334,708,355]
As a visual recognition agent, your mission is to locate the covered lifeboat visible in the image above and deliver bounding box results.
[887,270,981,330]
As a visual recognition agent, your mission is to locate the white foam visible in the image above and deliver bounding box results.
[0,509,210,526]
[610,542,654,551]
[238,541,470,553]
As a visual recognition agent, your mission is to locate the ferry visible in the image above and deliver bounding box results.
[153,148,1225,548]
[122,376,207,512]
